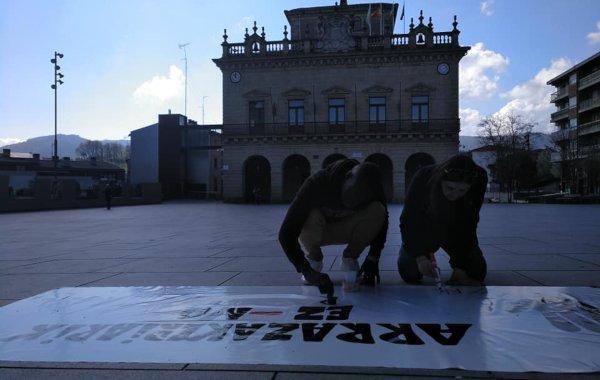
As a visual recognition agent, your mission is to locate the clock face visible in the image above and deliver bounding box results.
[437,63,450,75]
[230,71,241,83]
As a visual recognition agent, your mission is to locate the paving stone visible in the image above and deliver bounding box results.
[84,271,239,286]
[516,271,600,286]
[0,273,121,299]
[97,257,232,273]
[0,368,274,380]
[1,259,141,275]
[208,256,335,272]
[560,254,600,266]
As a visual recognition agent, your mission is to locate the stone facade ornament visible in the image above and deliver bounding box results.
[315,14,356,52]
[362,85,394,94]
[282,87,312,98]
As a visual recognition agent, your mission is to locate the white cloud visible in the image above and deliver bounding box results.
[234,16,255,35]
[480,0,494,16]
[0,137,24,147]
[587,21,600,44]
[494,57,572,132]
[459,108,483,136]
[134,65,185,103]
[459,42,509,99]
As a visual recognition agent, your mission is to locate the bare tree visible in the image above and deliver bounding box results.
[76,140,129,165]
[478,114,536,202]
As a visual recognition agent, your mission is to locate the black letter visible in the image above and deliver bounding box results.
[326,306,353,320]
[417,324,471,345]
[262,323,300,341]
[294,306,325,320]
[336,323,375,344]
[233,323,265,341]
[227,307,252,320]
[301,323,336,342]
[378,324,424,345]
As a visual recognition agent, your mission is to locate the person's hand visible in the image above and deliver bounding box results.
[302,267,334,294]
[358,258,380,286]
[416,255,437,277]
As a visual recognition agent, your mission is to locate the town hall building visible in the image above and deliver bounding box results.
[213,0,470,202]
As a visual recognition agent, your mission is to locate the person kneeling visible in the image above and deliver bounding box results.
[398,155,488,286]
[279,159,388,291]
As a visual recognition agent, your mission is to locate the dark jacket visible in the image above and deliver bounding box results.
[279,159,389,273]
[400,161,487,258]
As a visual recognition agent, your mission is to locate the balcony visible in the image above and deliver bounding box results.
[550,87,568,102]
[579,70,600,90]
[550,126,576,142]
[579,144,600,157]
[579,120,600,137]
[550,108,570,122]
[221,119,460,136]
[578,97,600,113]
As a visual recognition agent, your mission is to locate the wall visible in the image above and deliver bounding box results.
[130,124,159,185]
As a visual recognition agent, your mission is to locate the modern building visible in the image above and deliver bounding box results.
[548,51,600,195]
[0,148,124,197]
[213,0,470,203]
[129,112,222,199]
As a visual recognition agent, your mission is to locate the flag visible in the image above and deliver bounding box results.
[366,4,372,35]
[400,3,405,21]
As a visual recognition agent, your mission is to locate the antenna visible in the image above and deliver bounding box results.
[178,43,190,118]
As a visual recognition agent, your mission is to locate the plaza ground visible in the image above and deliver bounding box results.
[1,201,599,379]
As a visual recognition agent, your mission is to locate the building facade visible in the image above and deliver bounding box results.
[213,1,470,203]
[548,52,600,195]
[130,112,222,199]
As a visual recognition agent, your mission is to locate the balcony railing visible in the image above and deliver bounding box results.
[579,70,600,90]
[579,120,600,136]
[550,126,576,142]
[579,97,600,113]
[551,108,570,121]
[550,87,568,102]
[222,119,460,136]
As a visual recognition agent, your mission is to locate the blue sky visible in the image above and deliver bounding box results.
[1,0,599,144]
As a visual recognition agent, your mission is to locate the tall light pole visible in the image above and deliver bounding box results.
[51,51,64,162]
[201,96,209,125]
[178,43,189,117]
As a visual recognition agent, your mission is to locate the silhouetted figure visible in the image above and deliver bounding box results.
[252,185,261,205]
[279,159,388,294]
[398,155,488,285]
[104,182,114,210]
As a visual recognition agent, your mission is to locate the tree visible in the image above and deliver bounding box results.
[76,140,129,166]
[478,114,536,202]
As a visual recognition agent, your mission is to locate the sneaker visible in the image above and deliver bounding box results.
[340,257,359,292]
[301,257,324,285]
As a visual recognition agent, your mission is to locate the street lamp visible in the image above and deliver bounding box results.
[51,52,65,162]
[178,43,189,117]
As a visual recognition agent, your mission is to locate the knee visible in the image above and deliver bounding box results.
[397,247,423,283]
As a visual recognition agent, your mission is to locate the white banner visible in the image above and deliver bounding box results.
[0,286,599,373]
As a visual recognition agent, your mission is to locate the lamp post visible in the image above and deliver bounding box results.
[51,52,64,163]
[201,95,208,125]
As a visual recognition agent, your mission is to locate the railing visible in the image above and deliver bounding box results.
[221,119,460,136]
[579,144,600,156]
[551,108,570,121]
[579,120,600,136]
[579,97,600,112]
[367,36,385,49]
[391,35,409,46]
[550,87,567,102]
[228,43,245,55]
[579,70,600,90]
[550,127,576,142]
[432,32,453,45]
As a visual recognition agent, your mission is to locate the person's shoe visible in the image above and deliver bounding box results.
[448,268,483,286]
[301,258,323,285]
[340,257,360,292]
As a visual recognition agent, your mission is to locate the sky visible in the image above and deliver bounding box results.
[1,0,599,145]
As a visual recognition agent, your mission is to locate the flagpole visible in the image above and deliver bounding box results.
[403,2,406,34]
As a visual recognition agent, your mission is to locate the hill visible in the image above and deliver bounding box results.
[1,134,129,159]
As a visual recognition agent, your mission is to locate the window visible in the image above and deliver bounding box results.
[328,98,345,124]
[369,97,386,124]
[411,96,429,122]
[569,73,577,85]
[249,101,265,127]
[288,100,304,126]
[570,118,577,128]
[569,97,577,109]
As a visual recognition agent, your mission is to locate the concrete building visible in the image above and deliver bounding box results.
[129,112,222,199]
[548,51,600,195]
[213,1,469,203]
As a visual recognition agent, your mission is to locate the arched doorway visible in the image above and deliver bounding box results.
[322,153,347,169]
[404,152,436,195]
[365,153,394,202]
[282,155,311,202]
[243,155,271,203]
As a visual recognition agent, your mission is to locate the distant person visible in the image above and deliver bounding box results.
[398,155,488,286]
[279,159,388,293]
[252,186,261,205]
[104,182,113,210]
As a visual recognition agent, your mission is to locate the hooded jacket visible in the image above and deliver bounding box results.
[279,159,389,273]
[400,156,488,257]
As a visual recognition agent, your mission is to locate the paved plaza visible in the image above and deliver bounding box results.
[1,201,599,378]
